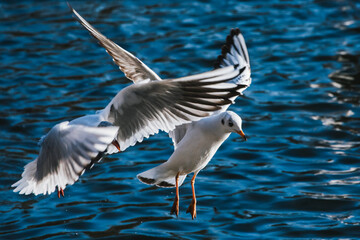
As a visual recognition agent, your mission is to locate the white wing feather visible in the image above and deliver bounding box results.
[12,122,118,195]
[170,28,252,148]
[101,65,244,151]
[69,4,161,83]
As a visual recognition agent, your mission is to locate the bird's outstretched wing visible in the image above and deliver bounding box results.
[214,28,251,88]
[12,122,118,195]
[102,65,246,151]
[170,28,252,149]
[69,3,161,83]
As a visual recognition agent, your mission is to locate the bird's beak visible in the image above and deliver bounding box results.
[236,130,247,141]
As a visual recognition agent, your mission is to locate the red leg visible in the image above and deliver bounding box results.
[112,140,121,152]
[186,173,197,219]
[170,172,180,217]
[57,187,65,198]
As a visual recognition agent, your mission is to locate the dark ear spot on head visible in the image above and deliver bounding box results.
[221,119,225,125]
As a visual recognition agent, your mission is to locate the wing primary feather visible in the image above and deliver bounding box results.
[176,67,246,88]
[179,86,241,93]
[179,101,222,112]
[180,97,233,106]
[173,104,210,118]
[68,3,161,83]
[181,92,239,99]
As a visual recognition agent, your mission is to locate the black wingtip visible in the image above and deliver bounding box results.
[231,28,241,36]
[214,27,243,69]
[214,55,223,69]
[234,84,248,92]
[226,35,233,46]
[221,45,230,57]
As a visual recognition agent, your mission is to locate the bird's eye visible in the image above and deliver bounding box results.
[221,119,225,125]
[228,121,233,127]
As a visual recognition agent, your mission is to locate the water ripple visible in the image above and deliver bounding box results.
[1,0,360,239]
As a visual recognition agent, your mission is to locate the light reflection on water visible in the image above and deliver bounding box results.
[1,0,360,239]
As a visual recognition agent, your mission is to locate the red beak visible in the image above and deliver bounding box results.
[236,130,247,141]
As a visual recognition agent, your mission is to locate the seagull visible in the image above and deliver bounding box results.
[137,29,251,219]
[138,111,246,219]
[11,6,247,197]
[65,5,251,218]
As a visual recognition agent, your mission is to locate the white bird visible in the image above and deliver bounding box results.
[138,111,247,219]
[11,6,247,197]
[137,29,251,219]
[65,5,251,218]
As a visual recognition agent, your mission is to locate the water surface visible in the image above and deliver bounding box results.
[1,0,360,239]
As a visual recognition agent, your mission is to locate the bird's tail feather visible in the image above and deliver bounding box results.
[137,165,186,188]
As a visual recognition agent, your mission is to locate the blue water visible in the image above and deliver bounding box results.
[1,0,360,239]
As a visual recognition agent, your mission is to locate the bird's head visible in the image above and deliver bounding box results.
[220,111,247,141]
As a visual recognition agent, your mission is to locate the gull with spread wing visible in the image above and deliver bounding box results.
[138,29,251,219]
[64,4,251,219]
[63,4,252,218]
[12,6,247,197]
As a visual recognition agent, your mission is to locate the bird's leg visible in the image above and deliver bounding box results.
[170,172,180,217]
[57,186,64,198]
[186,173,197,219]
[112,140,121,152]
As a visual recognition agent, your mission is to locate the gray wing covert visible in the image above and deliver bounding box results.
[69,4,161,83]
[12,122,118,195]
[105,65,246,150]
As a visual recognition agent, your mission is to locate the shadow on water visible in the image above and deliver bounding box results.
[1,0,360,239]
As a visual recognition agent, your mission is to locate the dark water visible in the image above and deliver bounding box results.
[1,0,360,239]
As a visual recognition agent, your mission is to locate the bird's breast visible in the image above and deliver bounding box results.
[169,132,229,175]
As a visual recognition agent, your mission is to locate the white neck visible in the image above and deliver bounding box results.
[197,113,230,140]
